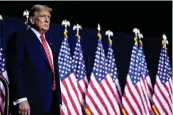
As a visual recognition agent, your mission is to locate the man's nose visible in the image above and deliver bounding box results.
[45,16,50,22]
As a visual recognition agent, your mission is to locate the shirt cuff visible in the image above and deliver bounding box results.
[13,98,27,105]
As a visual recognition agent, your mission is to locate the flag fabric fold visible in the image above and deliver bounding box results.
[85,38,121,115]
[58,37,83,115]
[72,37,88,109]
[106,40,122,108]
[152,46,173,115]
[138,43,154,115]
[122,38,151,115]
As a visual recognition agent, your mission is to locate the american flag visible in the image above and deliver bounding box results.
[139,44,153,99]
[58,38,83,115]
[138,45,154,115]
[0,18,9,115]
[152,46,173,115]
[85,38,121,115]
[0,47,8,115]
[106,42,122,107]
[72,38,88,108]
[122,41,150,115]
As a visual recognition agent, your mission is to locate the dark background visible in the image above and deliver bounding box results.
[0,1,172,39]
[0,1,172,89]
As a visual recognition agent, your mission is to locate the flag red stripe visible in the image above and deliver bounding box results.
[156,82,172,111]
[164,82,172,102]
[61,93,71,115]
[100,77,118,114]
[154,88,168,115]
[110,75,122,104]
[141,77,153,114]
[78,81,85,105]
[90,80,109,114]
[85,86,102,115]
[123,92,136,115]
[135,84,148,114]
[78,79,86,100]
[126,82,143,114]
[62,79,80,115]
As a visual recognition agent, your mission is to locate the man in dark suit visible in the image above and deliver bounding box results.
[6,4,61,115]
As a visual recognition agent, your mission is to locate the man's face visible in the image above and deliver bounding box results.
[32,10,51,33]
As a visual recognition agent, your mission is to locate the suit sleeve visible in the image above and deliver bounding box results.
[6,32,27,101]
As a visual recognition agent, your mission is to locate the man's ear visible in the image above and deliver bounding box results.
[29,17,35,25]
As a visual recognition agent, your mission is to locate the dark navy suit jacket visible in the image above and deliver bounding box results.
[6,28,61,115]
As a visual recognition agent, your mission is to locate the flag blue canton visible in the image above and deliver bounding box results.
[58,38,73,81]
[72,39,86,81]
[166,53,172,77]
[93,39,107,83]
[139,45,149,77]
[107,44,118,82]
[0,48,5,74]
[128,44,142,84]
[157,47,172,83]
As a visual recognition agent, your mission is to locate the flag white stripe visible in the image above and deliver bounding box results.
[87,84,107,115]
[92,74,114,114]
[87,74,107,115]
[85,95,99,115]
[128,75,144,114]
[146,75,153,97]
[84,76,88,84]
[122,97,134,115]
[61,100,68,115]
[157,77,172,109]
[124,86,140,115]
[77,86,84,106]
[138,79,148,115]
[140,77,151,115]
[153,95,165,115]
[78,78,87,94]
[104,74,121,114]
[65,74,83,115]
[60,81,77,115]
[115,79,122,96]
[155,83,172,114]
[146,75,152,90]
[169,77,173,113]
[124,77,141,115]
[168,79,173,100]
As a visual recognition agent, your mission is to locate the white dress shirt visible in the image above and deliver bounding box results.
[13,28,54,105]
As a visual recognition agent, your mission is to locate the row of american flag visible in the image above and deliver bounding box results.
[58,22,172,115]
[0,17,172,115]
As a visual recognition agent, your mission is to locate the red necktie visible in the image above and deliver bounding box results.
[40,34,56,91]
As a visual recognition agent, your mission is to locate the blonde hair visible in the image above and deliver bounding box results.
[29,4,53,17]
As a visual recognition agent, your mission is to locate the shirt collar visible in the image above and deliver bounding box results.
[30,27,45,38]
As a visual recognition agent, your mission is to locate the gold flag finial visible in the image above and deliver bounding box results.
[138,32,143,46]
[62,19,70,38]
[23,10,29,24]
[105,30,113,45]
[162,34,168,50]
[73,23,82,39]
[97,23,102,39]
[133,28,140,45]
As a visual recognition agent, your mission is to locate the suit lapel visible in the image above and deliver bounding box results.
[29,29,51,69]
